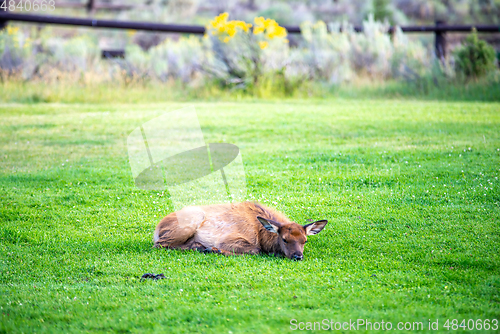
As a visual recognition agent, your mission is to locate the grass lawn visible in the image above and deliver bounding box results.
[0,99,499,333]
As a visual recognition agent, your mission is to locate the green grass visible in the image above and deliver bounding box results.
[0,99,499,333]
[1,77,499,104]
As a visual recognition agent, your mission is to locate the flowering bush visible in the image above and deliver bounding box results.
[206,13,252,44]
[455,28,497,80]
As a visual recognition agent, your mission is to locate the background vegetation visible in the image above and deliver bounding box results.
[35,0,500,26]
[1,1,499,99]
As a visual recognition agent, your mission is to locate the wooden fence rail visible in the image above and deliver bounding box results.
[1,11,499,59]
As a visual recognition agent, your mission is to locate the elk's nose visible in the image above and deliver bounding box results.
[292,254,303,261]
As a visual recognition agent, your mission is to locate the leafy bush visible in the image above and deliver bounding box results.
[0,26,32,75]
[298,15,428,82]
[372,0,393,22]
[455,29,497,80]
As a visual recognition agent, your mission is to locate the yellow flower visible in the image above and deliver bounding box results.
[253,16,287,40]
[267,25,287,39]
[7,26,19,35]
[253,16,269,35]
[258,41,268,49]
[209,12,229,30]
[235,21,252,33]
[206,13,252,43]
[313,21,326,29]
[254,17,265,26]
[253,26,265,35]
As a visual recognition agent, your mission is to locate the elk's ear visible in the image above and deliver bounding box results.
[304,220,328,235]
[257,216,280,234]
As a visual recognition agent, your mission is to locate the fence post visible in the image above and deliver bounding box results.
[435,20,447,61]
[86,0,96,15]
[0,0,8,30]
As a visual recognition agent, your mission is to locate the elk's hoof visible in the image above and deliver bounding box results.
[204,247,222,254]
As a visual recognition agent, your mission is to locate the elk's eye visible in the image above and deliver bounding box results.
[282,238,288,243]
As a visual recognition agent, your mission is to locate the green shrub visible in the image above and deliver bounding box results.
[455,29,496,80]
[372,0,393,23]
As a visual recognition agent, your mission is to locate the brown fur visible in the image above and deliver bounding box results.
[153,201,327,260]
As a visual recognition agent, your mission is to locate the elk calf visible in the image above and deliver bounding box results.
[153,201,327,260]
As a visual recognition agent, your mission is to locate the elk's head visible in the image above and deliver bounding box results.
[257,216,328,261]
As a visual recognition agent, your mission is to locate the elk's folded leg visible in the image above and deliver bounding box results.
[154,207,205,248]
[219,238,260,256]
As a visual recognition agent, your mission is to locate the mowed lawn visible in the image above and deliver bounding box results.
[0,99,499,333]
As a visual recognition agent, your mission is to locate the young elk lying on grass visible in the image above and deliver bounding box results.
[154,202,327,260]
